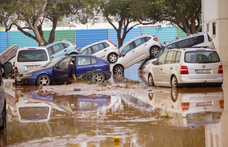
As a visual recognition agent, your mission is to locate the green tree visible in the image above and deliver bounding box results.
[0,0,84,46]
[91,0,158,48]
[146,0,201,35]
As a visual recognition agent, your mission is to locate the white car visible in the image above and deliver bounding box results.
[113,34,162,75]
[14,47,51,77]
[80,40,119,63]
[148,47,223,88]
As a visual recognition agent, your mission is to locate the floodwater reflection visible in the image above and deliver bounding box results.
[3,83,227,146]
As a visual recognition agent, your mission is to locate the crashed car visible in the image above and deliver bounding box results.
[4,55,111,85]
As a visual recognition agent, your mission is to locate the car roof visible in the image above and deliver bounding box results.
[46,40,73,47]
[163,32,207,46]
[166,47,217,52]
[119,34,156,49]
[80,40,108,51]
[18,47,47,51]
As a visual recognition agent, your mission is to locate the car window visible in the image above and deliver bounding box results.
[92,44,105,53]
[52,43,65,53]
[191,35,204,46]
[156,43,177,58]
[177,39,192,48]
[81,47,92,55]
[58,57,71,68]
[165,51,176,64]
[134,38,145,47]
[17,50,48,62]
[103,42,110,48]
[63,43,69,48]
[175,51,181,63]
[77,57,91,66]
[185,51,220,63]
[157,52,168,65]
[120,42,135,56]
[143,37,151,42]
[92,58,97,64]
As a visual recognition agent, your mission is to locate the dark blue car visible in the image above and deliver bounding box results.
[13,55,111,85]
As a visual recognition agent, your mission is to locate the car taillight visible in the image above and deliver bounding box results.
[218,65,223,74]
[219,100,224,109]
[14,67,18,73]
[153,37,159,41]
[108,40,116,47]
[71,42,77,49]
[207,33,212,42]
[180,66,189,74]
[181,102,190,111]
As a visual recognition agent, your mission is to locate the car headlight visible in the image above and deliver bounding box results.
[22,74,32,77]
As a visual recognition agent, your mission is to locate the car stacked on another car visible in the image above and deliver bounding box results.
[148,47,223,88]
[138,32,215,85]
[113,34,162,75]
[9,55,111,85]
[46,40,78,60]
[80,40,119,64]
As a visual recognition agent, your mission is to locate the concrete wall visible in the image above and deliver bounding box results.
[202,0,228,66]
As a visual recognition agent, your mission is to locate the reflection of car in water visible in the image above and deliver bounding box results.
[16,96,52,122]
[120,94,154,112]
[53,95,111,112]
[149,87,224,126]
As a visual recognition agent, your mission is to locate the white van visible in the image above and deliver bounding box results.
[14,47,51,76]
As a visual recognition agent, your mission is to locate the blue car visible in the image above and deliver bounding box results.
[13,55,111,85]
[46,40,79,60]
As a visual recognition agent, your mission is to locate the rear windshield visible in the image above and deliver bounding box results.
[185,51,220,63]
[17,49,48,62]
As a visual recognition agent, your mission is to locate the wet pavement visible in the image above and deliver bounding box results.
[2,63,228,146]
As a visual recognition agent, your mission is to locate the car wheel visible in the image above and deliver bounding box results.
[171,76,179,88]
[0,102,6,130]
[148,74,154,86]
[108,53,118,63]
[113,65,124,75]
[37,74,51,86]
[150,46,160,58]
[171,88,178,102]
[92,72,105,83]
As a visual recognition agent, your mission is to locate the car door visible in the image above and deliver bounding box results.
[162,51,177,85]
[91,43,106,59]
[119,41,138,68]
[53,57,72,83]
[152,52,168,84]
[76,56,97,77]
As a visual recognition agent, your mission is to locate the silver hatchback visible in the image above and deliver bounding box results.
[148,48,223,88]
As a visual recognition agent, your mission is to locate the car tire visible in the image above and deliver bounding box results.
[108,53,118,63]
[113,65,124,76]
[92,72,105,83]
[37,74,51,86]
[150,46,160,58]
[148,74,154,86]
[171,76,179,88]
[171,88,178,102]
[0,102,6,130]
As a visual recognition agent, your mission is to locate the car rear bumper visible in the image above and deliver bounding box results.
[178,82,223,87]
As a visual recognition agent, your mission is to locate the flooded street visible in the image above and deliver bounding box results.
[2,63,228,147]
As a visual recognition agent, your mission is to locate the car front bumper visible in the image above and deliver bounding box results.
[16,77,36,85]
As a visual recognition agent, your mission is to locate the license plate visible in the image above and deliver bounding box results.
[25,65,41,69]
[196,101,213,106]
[196,69,211,74]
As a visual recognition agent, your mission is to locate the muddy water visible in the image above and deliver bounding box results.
[2,64,228,147]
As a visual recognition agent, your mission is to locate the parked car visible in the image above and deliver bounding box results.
[46,40,78,60]
[14,47,51,78]
[113,34,162,75]
[5,55,111,85]
[0,45,20,66]
[139,32,215,85]
[80,40,119,64]
[148,47,223,88]
[0,63,6,130]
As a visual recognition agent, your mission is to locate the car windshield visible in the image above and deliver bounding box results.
[43,57,63,68]
[185,51,220,63]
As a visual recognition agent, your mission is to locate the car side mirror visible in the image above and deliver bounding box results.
[4,62,13,77]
